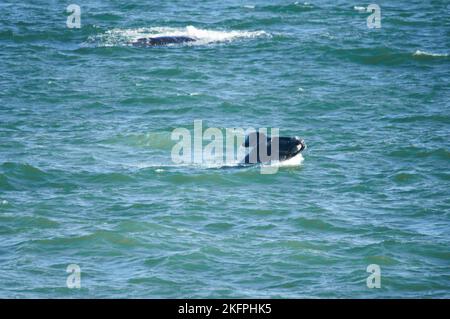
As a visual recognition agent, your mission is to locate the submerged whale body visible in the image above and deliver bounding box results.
[242,132,306,164]
[132,36,196,46]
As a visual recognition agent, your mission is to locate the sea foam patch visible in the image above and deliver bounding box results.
[413,50,449,57]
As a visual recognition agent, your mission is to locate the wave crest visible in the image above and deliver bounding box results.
[413,50,449,57]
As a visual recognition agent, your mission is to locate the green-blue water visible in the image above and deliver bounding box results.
[0,0,449,298]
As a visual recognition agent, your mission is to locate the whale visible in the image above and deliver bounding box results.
[242,132,306,164]
[131,36,196,47]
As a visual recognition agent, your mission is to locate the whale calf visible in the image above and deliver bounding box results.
[242,132,306,164]
[132,36,196,47]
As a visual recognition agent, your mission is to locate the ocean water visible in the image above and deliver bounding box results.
[0,0,449,298]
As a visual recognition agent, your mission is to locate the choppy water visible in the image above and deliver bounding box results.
[1,0,449,298]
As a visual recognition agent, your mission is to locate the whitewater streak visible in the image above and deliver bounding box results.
[413,50,449,57]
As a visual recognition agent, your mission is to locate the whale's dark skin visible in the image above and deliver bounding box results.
[132,36,196,47]
[242,132,306,164]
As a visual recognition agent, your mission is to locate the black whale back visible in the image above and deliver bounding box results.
[132,36,196,47]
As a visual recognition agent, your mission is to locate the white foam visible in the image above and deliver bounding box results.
[92,26,269,47]
[129,150,303,171]
[132,162,189,169]
[413,50,448,57]
[259,153,304,171]
[353,6,366,12]
[271,153,304,167]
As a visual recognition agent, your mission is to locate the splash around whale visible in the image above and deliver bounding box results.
[88,26,270,47]
[170,121,306,174]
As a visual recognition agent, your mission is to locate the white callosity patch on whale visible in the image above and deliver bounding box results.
[89,26,270,47]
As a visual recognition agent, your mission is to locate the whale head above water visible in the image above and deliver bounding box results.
[242,132,306,164]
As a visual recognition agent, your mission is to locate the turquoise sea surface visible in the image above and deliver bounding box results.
[0,0,449,298]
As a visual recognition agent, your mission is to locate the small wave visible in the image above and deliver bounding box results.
[413,50,449,58]
[1,162,48,181]
[132,161,242,170]
[388,147,450,160]
[328,47,449,65]
[102,132,175,149]
[260,2,314,13]
[292,216,342,232]
[388,114,450,124]
[34,230,140,247]
[87,172,136,184]
[0,173,15,191]
[131,163,190,169]
[90,26,269,47]
[392,172,421,184]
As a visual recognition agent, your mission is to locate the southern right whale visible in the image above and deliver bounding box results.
[131,36,196,47]
[242,132,306,164]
